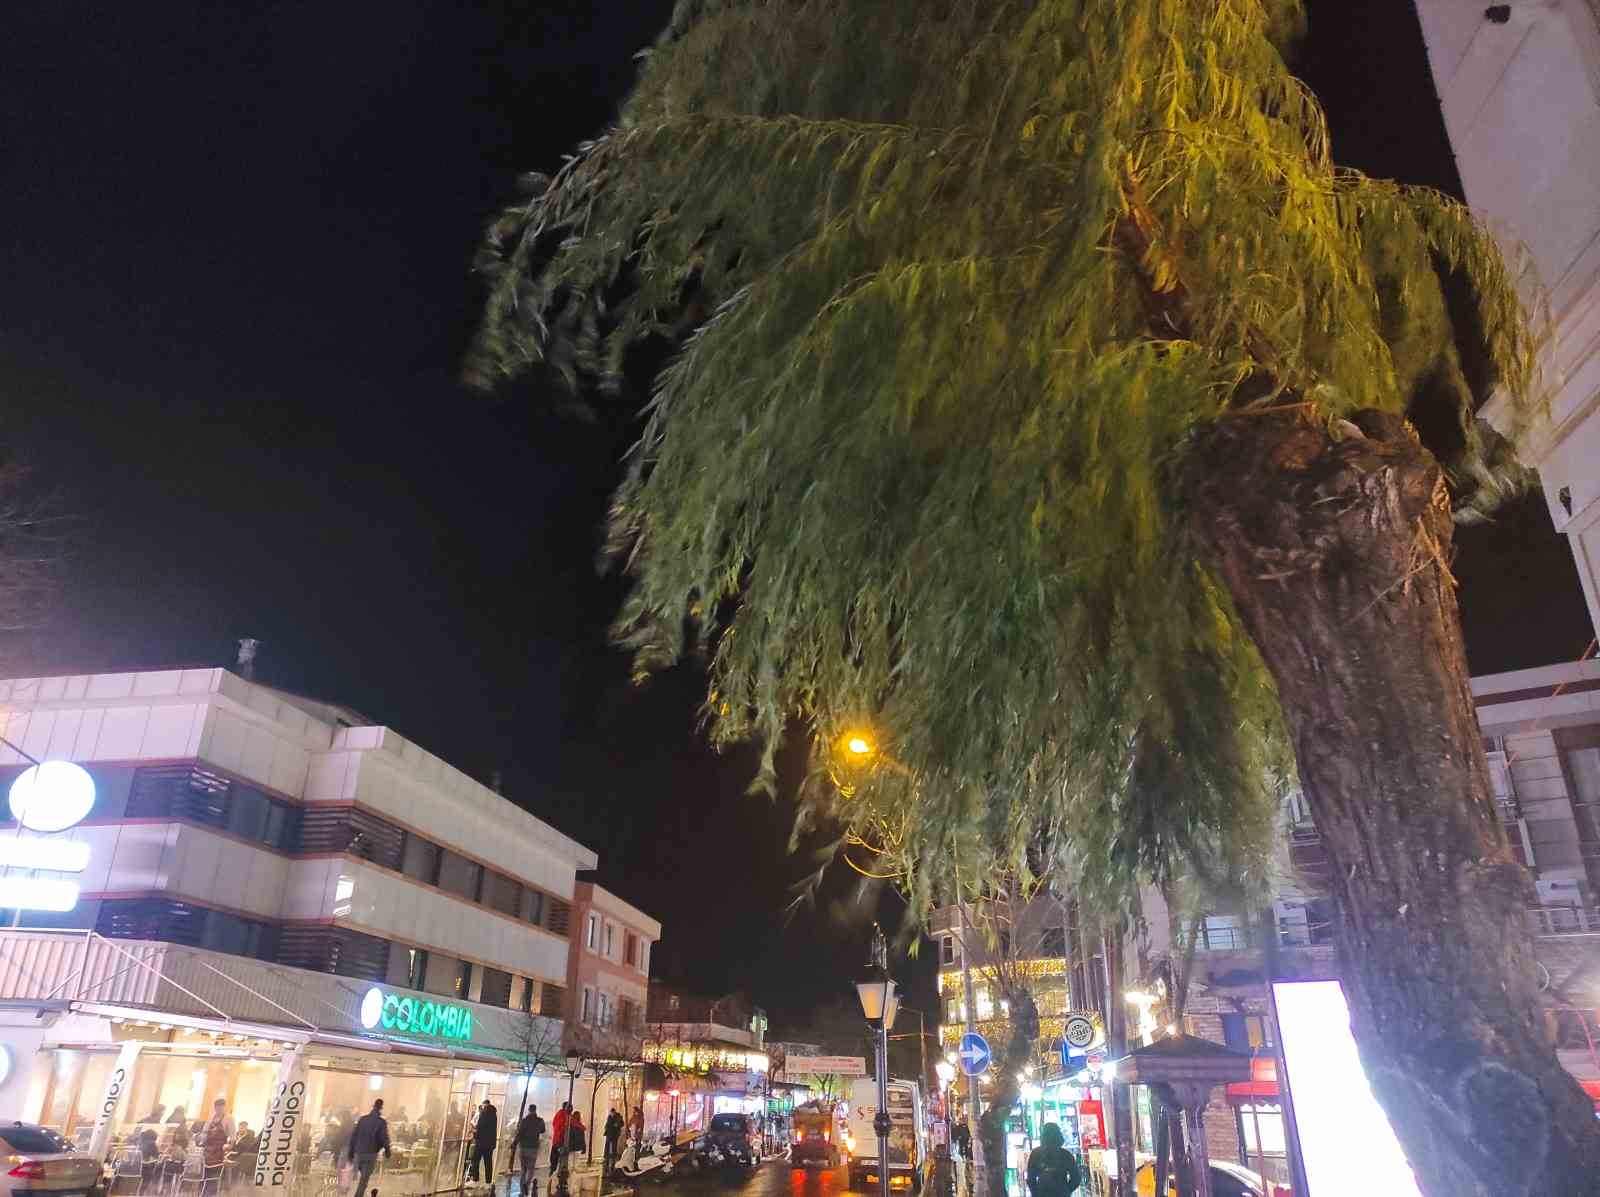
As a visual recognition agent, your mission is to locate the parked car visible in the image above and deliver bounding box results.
[0,1124,103,1197]
[1134,1158,1266,1197]
[703,1114,757,1169]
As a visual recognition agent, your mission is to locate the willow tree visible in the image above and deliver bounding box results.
[469,1,1600,1190]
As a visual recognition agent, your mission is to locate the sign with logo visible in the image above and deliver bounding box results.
[87,1042,142,1161]
[783,1054,868,1078]
[1062,1012,1104,1051]
[360,986,474,1042]
[957,1032,991,1076]
[254,1050,307,1189]
[3,761,97,913]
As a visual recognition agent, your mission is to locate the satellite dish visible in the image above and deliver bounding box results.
[8,761,96,833]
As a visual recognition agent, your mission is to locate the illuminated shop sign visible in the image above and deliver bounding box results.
[3,761,97,912]
[360,986,474,1042]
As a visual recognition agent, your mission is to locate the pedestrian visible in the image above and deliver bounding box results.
[515,1105,545,1196]
[567,1112,586,1161]
[346,1099,392,1197]
[951,1121,971,1161]
[469,1099,499,1185]
[549,1104,570,1177]
[202,1099,234,1169]
[1025,1123,1080,1197]
[602,1109,623,1174]
[626,1107,643,1146]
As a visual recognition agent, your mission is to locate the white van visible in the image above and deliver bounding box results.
[843,1077,926,1192]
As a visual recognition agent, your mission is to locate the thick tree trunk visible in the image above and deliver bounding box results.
[979,990,1037,1197]
[1187,407,1600,1196]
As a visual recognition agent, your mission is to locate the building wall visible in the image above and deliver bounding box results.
[0,669,597,1011]
[1414,0,1600,638]
[567,882,659,1037]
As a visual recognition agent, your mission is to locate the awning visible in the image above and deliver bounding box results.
[1224,1056,1279,1103]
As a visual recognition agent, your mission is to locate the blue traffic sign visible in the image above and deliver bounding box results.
[957,1031,992,1076]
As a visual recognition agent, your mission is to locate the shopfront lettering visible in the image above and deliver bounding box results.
[361,986,473,1042]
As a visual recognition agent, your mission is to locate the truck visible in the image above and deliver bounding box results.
[844,1077,927,1193]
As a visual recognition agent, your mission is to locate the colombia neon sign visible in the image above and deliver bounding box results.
[360,986,474,1042]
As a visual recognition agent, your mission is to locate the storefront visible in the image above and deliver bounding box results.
[0,933,572,1196]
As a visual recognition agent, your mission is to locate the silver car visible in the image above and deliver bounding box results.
[0,1124,101,1197]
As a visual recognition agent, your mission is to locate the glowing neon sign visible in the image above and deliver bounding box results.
[360,986,474,1042]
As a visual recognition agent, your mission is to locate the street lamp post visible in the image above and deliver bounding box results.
[856,925,900,1197]
[557,1050,583,1197]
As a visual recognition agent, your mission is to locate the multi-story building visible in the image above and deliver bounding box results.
[0,665,609,1193]
[640,984,771,1138]
[1412,0,1600,639]
[567,880,658,1041]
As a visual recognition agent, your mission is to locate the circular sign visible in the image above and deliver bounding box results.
[360,986,384,1029]
[1063,1014,1098,1051]
[8,761,96,833]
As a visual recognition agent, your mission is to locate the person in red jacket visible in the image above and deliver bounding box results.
[549,1104,571,1176]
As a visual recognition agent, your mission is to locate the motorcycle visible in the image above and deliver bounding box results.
[613,1136,676,1184]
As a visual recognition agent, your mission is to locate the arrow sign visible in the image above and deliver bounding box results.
[957,1031,991,1076]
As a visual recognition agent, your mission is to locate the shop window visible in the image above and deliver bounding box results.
[436,851,483,901]
[401,834,441,884]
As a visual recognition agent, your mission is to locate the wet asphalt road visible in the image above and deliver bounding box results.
[645,1158,861,1197]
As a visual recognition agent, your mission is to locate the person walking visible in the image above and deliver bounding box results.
[515,1106,545,1196]
[626,1107,643,1147]
[566,1112,586,1164]
[549,1104,570,1177]
[202,1099,233,1169]
[346,1099,391,1197]
[1025,1124,1080,1197]
[601,1109,623,1175]
[468,1100,499,1187]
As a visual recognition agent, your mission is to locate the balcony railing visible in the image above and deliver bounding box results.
[1527,906,1600,936]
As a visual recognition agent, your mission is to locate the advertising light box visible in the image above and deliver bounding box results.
[1273,979,1421,1197]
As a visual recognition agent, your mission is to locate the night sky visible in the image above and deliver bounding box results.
[4,1,1592,1025]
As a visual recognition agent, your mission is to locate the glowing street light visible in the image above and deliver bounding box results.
[845,736,874,756]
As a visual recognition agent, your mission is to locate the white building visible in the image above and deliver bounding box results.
[0,666,599,1191]
[1414,0,1600,638]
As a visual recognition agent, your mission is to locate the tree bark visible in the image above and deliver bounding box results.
[1187,406,1600,1196]
[978,989,1037,1197]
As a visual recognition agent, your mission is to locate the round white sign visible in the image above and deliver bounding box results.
[360,986,384,1029]
[1063,1014,1098,1050]
[8,761,96,833]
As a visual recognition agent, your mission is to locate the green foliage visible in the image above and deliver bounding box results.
[469,0,1541,919]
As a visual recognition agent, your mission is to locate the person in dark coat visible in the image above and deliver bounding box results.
[1025,1123,1080,1197]
[602,1110,624,1174]
[951,1122,971,1161]
[346,1100,392,1197]
[515,1106,545,1195]
[469,1100,499,1184]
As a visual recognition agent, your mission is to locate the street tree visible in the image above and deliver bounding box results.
[469,1,1600,1190]
[510,1005,566,1126]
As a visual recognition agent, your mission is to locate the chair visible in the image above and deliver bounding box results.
[172,1149,224,1197]
[112,1147,146,1195]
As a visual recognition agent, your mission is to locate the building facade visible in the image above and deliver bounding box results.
[0,665,652,1193]
[640,984,772,1140]
[1414,0,1600,638]
[566,880,658,1043]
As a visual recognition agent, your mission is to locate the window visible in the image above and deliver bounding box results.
[485,871,522,917]
[598,992,611,1026]
[95,899,279,963]
[940,937,958,966]
[454,960,474,999]
[539,983,567,1018]
[619,997,639,1029]
[582,987,595,1024]
[1238,1105,1286,1156]
[479,967,514,1008]
[436,851,483,901]
[126,766,302,851]
[401,835,441,884]
[547,899,572,937]
[625,931,639,966]
[638,940,648,974]
[1220,1013,1273,1053]
[523,889,546,926]
[587,914,600,950]
[604,923,615,958]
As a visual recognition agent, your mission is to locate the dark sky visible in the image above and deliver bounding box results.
[3,1,1591,1025]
